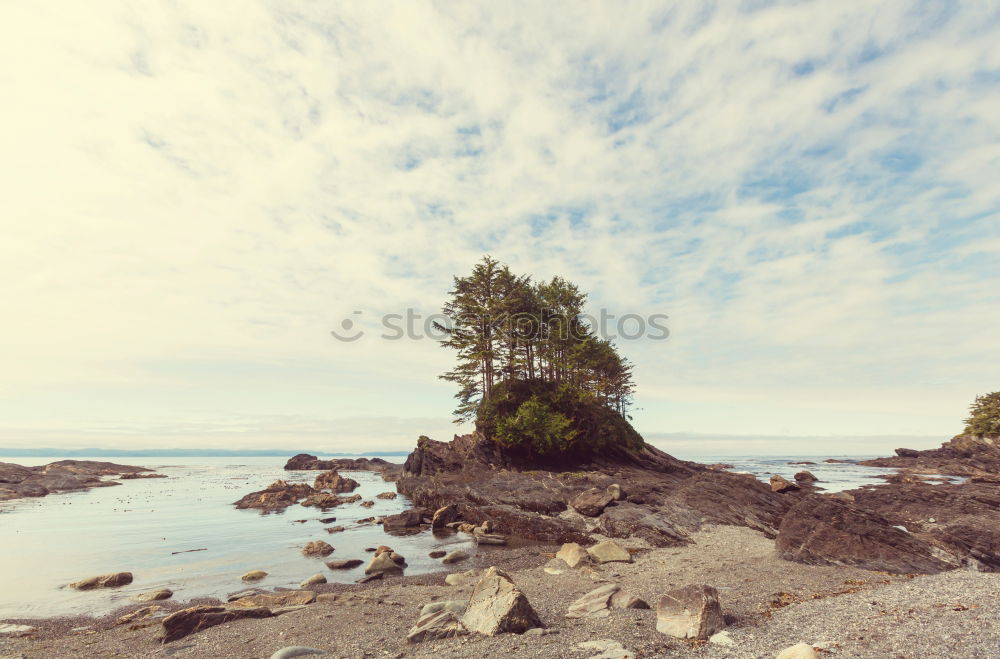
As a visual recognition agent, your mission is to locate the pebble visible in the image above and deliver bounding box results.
[269,647,326,659]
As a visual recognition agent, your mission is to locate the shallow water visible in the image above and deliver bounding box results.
[676,454,964,492]
[0,457,475,619]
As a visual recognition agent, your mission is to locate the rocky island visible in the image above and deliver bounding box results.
[0,459,159,502]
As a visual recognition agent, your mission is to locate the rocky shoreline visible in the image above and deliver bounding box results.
[3,436,1000,658]
[0,460,159,503]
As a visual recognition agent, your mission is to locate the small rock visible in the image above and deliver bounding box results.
[300,573,327,587]
[709,630,735,646]
[230,591,316,608]
[610,590,649,609]
[776,642,819,659]
[429,550,447,559]
[419,600,467,617]
[325,559,363,569]
[302,541,334,557]
[461,566,542,636]
[117,605,164,625]
[473,531,507,545]
[566,584,619,618]
[577,639,634,659]
[655,584,725,640]
[360,500,375,508]
[69,572,133,590]
[571,487,614,517]
[794,471,818,483]
[543,559,566,575]
[606,483,624,501]
[442,550,470,564]
[241,570,268,582]
[270,647,326,659]
[587,540,632,563]
[432,504,460,529]
[356,573,382,583]
[406,609,468,643]
[325,526,346,534]
[365,551,404,575]
[376,491,397,499]
[445,569,480,586]
[318,516,337,523]
[524,627,558,636]
[770,475,800,493]
[133,588,173,602]
[556,542,590,568]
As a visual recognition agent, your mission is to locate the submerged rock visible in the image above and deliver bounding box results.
[233,480,315,511]
[134,588,173,602]
[69,572,133,590]
[241,570,268,582]
[302,541,334,557]
[314,470,360,493]
[325,558,363,570]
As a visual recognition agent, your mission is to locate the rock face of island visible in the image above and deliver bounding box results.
[0,460,154,502]
[395,432,793,546]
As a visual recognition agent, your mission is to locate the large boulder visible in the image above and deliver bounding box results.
[233,480,315,511]
[160,605,273,643]
[313,470,359,493]
[461,567,542,636]
[794,471,818,483]
[776,495,952,574]
[69,572,133,590]
[570,487,614,517]
[655,584,725,640]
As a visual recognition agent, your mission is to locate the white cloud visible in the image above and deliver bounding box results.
[0,1,998,451]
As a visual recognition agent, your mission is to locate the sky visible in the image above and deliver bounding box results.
[1,1,999,455]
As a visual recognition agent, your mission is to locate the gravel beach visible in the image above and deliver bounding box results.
[4,525,999,658]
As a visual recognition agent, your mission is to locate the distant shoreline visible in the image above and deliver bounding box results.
[0,448,411,458]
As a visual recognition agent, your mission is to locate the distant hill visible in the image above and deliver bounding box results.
[0,448,410,458]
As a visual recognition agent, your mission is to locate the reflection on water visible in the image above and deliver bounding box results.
[0,457,474,619]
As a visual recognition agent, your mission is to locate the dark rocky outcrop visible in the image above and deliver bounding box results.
[313,470,360,493]
[160,605,273,643]
[395,432,793,546]
[233,480,315,511]
[285,454,399,478]
[776,495,952,574]
[0,460,153,502]
[859,435,1000,476]
[850,481,1000,571]
[383,508,429,534]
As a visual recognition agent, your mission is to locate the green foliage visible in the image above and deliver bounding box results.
[478,379,644,459]
[964,391,1000,437]
[494,397,577,456]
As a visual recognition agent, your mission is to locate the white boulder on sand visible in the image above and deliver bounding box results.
[461,566,542,636]
[655,584,725,640]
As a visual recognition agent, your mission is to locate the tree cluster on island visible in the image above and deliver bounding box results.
[435,256,643,459]
[965,391,1000,438]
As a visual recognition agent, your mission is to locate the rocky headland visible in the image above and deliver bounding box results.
[0,460,157,502]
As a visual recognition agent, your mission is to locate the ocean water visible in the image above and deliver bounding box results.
[0,454,958,620]
[0,457,476,620]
